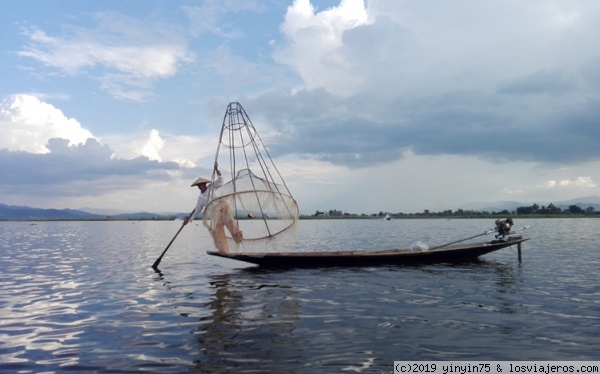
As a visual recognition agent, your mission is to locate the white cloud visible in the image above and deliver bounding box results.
[0,95,191,205]
[18,13,194,101]
[500,188,524,195]
[273,0,600,100]
[102,130,213,168]
[539,180,557,189]
[18,25,188,77]
[184,0,265,38]
[140,129,165,161]
[273,0,371,96]
[0,94,203,170]
[0,94,96,153]
[538,176,597,189]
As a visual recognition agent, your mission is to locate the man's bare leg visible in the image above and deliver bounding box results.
[219,201,243,243]
[213,224,229,254]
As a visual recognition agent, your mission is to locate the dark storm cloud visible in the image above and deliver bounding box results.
[0,138,181,196]
[244,79,600,169]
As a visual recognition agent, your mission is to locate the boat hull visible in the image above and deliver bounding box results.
[207,236,529,268]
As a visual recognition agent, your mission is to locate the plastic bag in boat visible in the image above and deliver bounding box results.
[411,241,429,252]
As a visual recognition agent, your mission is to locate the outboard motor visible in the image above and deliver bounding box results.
[495,218,514,239]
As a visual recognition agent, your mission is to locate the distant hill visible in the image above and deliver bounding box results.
[0,203,99,220]
[550,198,600,212]
[0,203,178,220]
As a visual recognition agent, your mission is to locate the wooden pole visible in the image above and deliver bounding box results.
[151,209,195,270]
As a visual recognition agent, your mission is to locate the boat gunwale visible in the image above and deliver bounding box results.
[207,236,529,260]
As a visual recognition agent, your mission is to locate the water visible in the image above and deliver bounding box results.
[1,218,599,373]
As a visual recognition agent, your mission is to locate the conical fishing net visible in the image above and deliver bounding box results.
[203,102,299,254]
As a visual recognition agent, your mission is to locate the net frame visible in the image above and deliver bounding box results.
[202,102,299,253]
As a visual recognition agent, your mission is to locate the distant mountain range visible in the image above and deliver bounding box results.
[0,203,185,220]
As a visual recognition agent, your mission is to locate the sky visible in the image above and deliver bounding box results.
[1,0,600,215]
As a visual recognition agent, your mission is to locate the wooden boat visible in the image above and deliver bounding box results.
[207,235,529,268]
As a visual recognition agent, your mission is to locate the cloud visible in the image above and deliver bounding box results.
[0,138,182,196]
[17,12,194,101]
[538,176,597,189]
[273,0,371,96]
[102,130,214,170]
[1,94,206,167]
[202,46,263,93]
[184,0,266,38]
[498,70,576,95]
[0,94,96,153]
[140,129,165,162]
[0,94,199,200]
[258,0,600,168]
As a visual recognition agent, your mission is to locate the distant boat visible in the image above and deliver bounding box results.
[385,214,391,221]
[208,236,529,268]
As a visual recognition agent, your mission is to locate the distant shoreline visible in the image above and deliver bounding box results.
[1,214,598,222]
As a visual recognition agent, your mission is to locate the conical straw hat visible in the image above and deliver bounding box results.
[191,176,211,187]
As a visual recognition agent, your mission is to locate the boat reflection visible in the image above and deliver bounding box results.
[152,254,526,371]
[192,271,305,372]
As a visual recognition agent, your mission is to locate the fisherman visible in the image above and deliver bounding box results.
[184,161,243,253]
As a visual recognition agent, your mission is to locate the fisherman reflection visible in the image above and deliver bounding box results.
[193,273,303,372]
[184,162,243,253]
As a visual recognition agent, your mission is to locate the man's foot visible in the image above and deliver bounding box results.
[233,230,243,243]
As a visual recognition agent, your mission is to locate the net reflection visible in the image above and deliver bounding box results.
[192,272,305,372]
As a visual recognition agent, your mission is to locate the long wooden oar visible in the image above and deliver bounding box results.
[429,225,531,251]
[428,228,496,250]
[152,210,194,270]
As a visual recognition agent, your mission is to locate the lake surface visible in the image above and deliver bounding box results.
[1,218,599,373]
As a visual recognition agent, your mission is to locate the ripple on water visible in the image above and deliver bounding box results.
[1,220,600,372]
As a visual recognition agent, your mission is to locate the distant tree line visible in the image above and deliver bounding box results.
[308,203,597,218]
[515,203,595,215]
